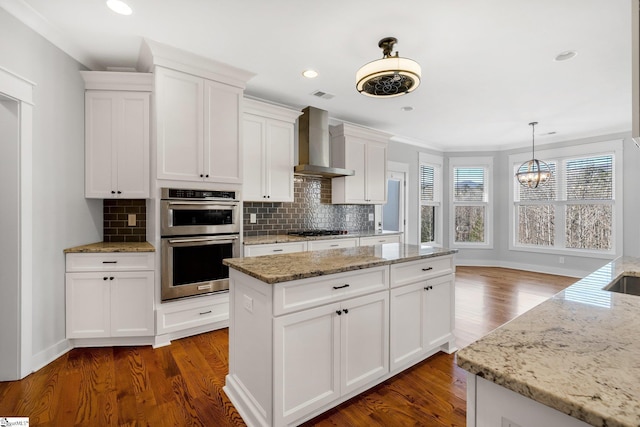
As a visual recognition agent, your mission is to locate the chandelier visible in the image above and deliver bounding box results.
[515,122,552,188]
[356,37,421,98]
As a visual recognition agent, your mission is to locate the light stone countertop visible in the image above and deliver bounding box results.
[243,230,403,245]
[223,243,456,284]
[64,241,155,253]
[456,256,640,427]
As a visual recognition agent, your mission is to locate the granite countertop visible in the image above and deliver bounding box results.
[457,256,640,427]
[64,241,155,253]
[243,230,402,245]
[223,243,456,284]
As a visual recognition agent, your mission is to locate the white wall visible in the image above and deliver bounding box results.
[0,9,102,370]
[389,131,638,278]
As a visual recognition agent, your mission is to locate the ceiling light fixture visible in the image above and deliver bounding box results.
[515,122,552,189]
[106,0,133,15]
[356,37,421,98]
[302,69,318,79]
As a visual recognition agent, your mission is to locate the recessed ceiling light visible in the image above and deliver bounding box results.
[302,69,318,79]
[106,0,133,15]
[401,106,414,112]
[554,50,577,62]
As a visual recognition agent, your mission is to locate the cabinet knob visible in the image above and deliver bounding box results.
[110,277,115,281]
[423,285,433,291]
[111,191,116,194]
[103,277,108,280]
[343,308,349,314]
[336,310,342,315]
[205,174,209,178]
[117,190,121,194]
[200,174,204,178]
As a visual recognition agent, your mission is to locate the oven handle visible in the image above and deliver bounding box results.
[165,201,239,208]
[167,235,239,245]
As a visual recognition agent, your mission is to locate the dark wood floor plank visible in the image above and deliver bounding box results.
[0,267,575,426]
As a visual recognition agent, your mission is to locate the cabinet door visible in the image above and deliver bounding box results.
[242,114,267,201]
[365,141,387,203]
[340,291,389,395]
[85,91,116,198]
[66,273,110,338]
[156,67,204,181]
[425,274,454,349]
[266,119,295,202]
[204,80,242,183]
[274,303,341,426]
[116,92,150,198]
[390,281,427,371]
[110,271,154,337]
[343,138,367,203]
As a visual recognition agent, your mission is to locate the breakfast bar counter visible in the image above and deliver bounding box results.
[457,257,640,427]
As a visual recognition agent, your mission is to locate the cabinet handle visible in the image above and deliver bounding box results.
[336,310,342,315]
[102,261,117,264]
[330,244,339,247]
[332,284,350,290]
[343,308,349,314]
[273,249,284,252]
[199,310,212,315]
[421,267,433,271]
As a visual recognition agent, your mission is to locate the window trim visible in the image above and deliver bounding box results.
[449,156,494,249]
[419,152,443,246]
[508,140,623,258]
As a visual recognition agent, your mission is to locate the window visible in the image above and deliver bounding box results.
[450,157,493,247]
[511,141,622,257]
[419,153,442,245]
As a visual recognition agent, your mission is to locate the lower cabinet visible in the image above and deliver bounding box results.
[390,273,454,371]
[273,291,389,425]
[65,252,155,340]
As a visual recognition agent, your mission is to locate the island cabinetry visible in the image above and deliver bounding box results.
[155,66,243,183]
[306,237,358,251]
[330,123,390,204]
[359,234,401,246]
[274,291,389,426]
[389,257,455,372]
[65,252,154,339]
[243,99,302,202]
[81,71,151,199]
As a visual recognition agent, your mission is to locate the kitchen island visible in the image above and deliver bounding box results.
[457,257,640,427]
[223,243,457,427]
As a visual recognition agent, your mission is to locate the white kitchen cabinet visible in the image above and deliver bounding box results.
[389,257,455,372]
[243,241,308,257]
[330,123,390,204]
[81,72,151,199]
[307,237,358,251]
[243,99,301,202]
[359,234,402,246]
[274,291,388,426]
[155,66,243,184]
[65,252,155,340]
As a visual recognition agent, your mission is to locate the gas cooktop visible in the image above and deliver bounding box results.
[287,230,348,237]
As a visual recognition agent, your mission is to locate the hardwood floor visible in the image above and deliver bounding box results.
[0,267,576,426]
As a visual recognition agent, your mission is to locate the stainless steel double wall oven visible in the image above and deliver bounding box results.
[160,188,240,301]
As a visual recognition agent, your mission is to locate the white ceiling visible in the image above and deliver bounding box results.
[3,0,632,151]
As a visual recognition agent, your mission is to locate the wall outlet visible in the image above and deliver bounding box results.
[346,214,351,222]
[250,213,257,224]
[559,256,565,264]
[127,214,136,227]
[243,294,253,313]
[368,213,374,221]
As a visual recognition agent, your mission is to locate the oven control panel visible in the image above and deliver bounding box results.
[162,188,237,201]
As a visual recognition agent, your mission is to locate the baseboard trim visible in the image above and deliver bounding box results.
[456,259,586,279]
[30,338,73,375]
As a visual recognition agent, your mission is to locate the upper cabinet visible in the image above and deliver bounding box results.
[632,0,639,139]
[243,99,302,202]
[155,66,243,183]
[81,71,152,199]
[330,123,391,204]
[138,39,254,185]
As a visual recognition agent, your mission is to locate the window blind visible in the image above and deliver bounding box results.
[420,164,434,202]
[565,155,613,200]
[454,167,485,202]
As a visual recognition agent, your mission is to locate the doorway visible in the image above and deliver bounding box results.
[380,162,408,239]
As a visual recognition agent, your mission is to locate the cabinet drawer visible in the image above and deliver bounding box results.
[244,241,307,257]
[390,256,453,288]
[359,235,401,246]
[273,266,388,315]
[66,252,154,272]
[307,238,358,251]
[156,293,229,334]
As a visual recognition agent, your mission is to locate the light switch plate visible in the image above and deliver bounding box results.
[127,214,136,227]
[368,213,374,221]
[250,213,257,224]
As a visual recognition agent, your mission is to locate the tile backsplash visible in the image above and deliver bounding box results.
[103,199,147,242]
[243,176,375,235]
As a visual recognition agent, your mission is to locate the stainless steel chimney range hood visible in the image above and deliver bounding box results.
[295,106,355,178]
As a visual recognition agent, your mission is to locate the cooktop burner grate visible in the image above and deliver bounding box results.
[287,230,348,237]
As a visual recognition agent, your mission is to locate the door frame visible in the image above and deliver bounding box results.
[377,161,408,241]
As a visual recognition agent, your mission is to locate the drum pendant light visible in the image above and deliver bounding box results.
[515,122,552,188]
[356,37,421,98]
